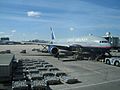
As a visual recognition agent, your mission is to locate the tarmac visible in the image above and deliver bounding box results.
[0,45,120,90]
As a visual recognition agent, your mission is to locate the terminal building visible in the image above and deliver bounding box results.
[0,37,10,45]
[0,37,21,45]
[0,37,10,41]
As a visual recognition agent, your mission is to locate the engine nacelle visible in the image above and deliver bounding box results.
[48,45,59,57]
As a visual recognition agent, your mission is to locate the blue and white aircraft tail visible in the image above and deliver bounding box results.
[50,27,55,40]
[50,27,56,44]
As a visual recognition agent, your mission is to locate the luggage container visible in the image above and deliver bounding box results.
[41,62,49,65]
[37,67,48,71]
[55,71,67,77]
[36,64,43,67]
[12,75,25,81]
[43,71,55,77]
[31,80,48,90]
[29,69,39,74]
[61,76,78,84]
[44,76,61,85]
[12,80,28,90]
[30,73,43,80]
[48,67,59,71]
[44,64,53,68]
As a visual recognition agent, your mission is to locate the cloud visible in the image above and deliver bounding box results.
[0,32,5,34]
[100,15,120,19]
[70,27,75,31]
[0,30,16,38]
[22,33,26,36]
[11,30,16,33]
[4,34,13,37]
[34,32,38,35]
[27,11,42,17]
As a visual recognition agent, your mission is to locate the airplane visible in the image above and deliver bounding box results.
[41,28,111,60]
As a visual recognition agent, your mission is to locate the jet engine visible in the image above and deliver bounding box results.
[48,46,59,57]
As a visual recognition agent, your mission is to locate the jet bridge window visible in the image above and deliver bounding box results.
[100,41,108,43]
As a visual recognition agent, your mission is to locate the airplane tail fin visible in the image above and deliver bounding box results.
[50,27,56,43]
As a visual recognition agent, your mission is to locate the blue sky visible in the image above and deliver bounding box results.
[0,0,120,41]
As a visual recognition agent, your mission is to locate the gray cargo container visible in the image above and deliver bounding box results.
[0,54,15,82]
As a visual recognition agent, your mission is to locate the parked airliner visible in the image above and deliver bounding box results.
[41,28,111,59]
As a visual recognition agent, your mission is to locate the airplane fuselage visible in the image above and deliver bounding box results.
[49,35,111,57]
[46,29,111,58]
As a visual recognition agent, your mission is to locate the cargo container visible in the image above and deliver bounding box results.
[0,54,15,82]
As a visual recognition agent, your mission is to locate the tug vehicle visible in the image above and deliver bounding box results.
[105,57,120,66]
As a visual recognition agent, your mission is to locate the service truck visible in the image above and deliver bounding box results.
[105,57,120,66]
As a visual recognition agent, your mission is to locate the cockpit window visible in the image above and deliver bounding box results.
[100,41,108,43]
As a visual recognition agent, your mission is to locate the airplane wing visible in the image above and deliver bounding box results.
[39,42,83,51]
[38,43,69,48]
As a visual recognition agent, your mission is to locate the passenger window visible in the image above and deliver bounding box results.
[100,41,108,43]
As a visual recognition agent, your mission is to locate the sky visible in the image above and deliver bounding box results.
[0,0,120,41]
